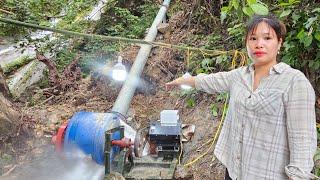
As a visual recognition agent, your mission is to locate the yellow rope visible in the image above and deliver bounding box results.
[181,51,248,167]
[179,138,183,165]
[199,48,228,56]
[187,47,190,69]
[0,16,255,167]
[239,52,248,67]
[231,50,238,69]
[183,94,229,167]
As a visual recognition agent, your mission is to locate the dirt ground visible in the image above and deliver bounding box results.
[0,50,225,180]
[0,26,226,180]
[1,6,320,179]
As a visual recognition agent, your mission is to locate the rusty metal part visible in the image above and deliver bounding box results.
[134,129,147,157]
[51,121,68,152]
[112,138,133,148]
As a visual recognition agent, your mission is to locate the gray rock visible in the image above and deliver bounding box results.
[157,23,170,34]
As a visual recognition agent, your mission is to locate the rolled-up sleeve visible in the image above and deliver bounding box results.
[284,73,318,179]
[194,69,237,94]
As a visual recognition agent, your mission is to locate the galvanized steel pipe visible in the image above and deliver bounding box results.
[112,0,171,115]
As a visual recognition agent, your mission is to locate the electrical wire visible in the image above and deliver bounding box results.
[106,110,128,123]
[0,17,246,60]
[0,16,251,168]
[183,94,229,167]
[179,137,183,165]
[182,51,246,167]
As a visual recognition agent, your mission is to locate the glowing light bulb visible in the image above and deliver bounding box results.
[180,72,192,90]
[112,56,127,81]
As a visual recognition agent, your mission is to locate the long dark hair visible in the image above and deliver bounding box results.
[245,14,286,43]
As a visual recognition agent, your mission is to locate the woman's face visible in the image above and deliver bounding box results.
[246,21,282,67]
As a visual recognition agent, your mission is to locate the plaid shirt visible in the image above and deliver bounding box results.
[195,62,317,180]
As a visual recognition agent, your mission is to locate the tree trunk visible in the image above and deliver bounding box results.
[0,68,20,140]
[0,67,10,98]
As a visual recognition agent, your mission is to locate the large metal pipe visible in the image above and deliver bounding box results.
[112,0,171,115]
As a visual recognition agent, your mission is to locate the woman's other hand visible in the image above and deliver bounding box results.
[165,76,196,90]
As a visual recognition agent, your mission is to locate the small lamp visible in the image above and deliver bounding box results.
[112,56,127,81]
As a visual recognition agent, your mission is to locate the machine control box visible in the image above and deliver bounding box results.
[149,110,181,155]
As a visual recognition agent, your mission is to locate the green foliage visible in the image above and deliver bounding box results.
[210,104,218,117]
[26,0,67,20]
[0,1,29,36]
[74,0,159,74]
[279,6,320,71]
[167,0,185,16]
[219,1,320,72]
[1,153,12,164]
[37,71,49,89]
[54,49,77,73]
[79,42,118,75]
[220,0,269,48]
[179,87,197,108]
[248,3,269,15]
[55,0,98,32]
[216,92,229,102]
[186,97,196,108]
[226,22,246,47]
[219,0,320,174]
[221,0,269,22]
[184,1,249,75]
[209,93,228,117]
[0,0,98,36]
[202,34,223,49]
[190,53,231,75]
[95,0,158,39]
[35,37,77,73]
[3,56,34,75]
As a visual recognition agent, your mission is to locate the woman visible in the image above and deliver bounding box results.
[166,15,317,180]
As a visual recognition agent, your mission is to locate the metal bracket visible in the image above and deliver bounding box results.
[104,126,125,175]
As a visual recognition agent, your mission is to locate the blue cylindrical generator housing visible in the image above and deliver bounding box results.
[63,111,121,164]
